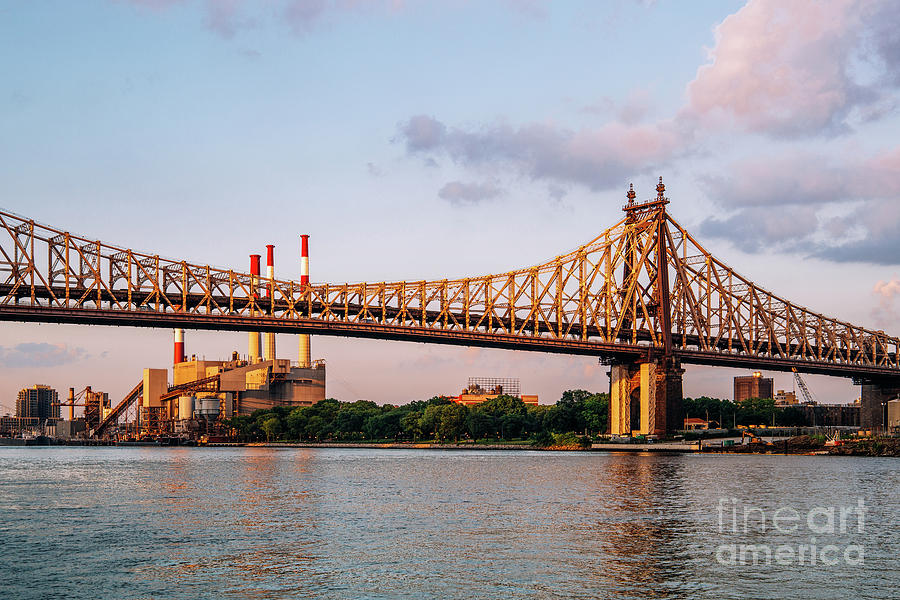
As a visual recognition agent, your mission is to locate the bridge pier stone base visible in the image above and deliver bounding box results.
[609,360,683,437]
[860,382,900,433]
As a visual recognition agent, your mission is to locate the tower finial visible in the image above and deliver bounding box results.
[626,183,636,203]
[656,176,665,200]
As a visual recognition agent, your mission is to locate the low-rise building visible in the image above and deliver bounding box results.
[450,377,538,407]
[774,389,798,405]
[683,417,710,430]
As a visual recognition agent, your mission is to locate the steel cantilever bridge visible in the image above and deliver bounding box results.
[1,178,897,434]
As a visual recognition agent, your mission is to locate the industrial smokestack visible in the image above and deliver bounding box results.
[300,235,309,286]
[265,245,275,297]
[68,387,75,421]
[263,244,276,361]
[174,328,185,365]
[299,235,311,368]
[249,254,261,363]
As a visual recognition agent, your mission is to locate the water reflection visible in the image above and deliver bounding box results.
[588,454,702,599]
[0,448,896,600]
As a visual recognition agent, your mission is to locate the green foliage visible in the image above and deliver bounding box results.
[226,388,611,444]
[529,430,553,447]
[438,403,468,442]
[261,416,280,442]
[682,395,812,428]
[551,432,582,447]
[466,410,493,443]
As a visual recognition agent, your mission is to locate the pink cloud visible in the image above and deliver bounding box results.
[872,277,900,326]
[685,0,894,137]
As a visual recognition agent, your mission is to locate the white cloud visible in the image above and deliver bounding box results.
[0,343,90,368]
[697,145,900,263]
[397,115,684,191]
[437,180,504,205]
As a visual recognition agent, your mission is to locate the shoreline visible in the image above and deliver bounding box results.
[3,437,898,456]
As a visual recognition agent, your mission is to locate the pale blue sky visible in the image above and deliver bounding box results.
[3,0,900,410]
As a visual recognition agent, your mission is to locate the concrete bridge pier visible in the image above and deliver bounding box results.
[860,381,900,433]
[609,360,684,436]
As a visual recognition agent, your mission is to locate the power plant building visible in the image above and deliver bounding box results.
[63,237,327,441]
[734,372,774,403]
[170,356,326,417]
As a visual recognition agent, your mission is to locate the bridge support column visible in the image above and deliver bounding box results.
[860,381,900,433]
[609,360,683,436]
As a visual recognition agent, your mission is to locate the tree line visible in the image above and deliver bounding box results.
[226,389,609,444]
[683,396,810,428]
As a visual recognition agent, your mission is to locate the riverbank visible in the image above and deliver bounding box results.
[701,435,900,456]
[3,437,898,455]
[247,441,699,452]
[246,442,536,450]
[239,437,900,455]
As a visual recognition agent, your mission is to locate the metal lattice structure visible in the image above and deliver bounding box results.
[466,377,521,397]
[2,179,899,380]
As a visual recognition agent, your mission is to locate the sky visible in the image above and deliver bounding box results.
[3,0,900,412]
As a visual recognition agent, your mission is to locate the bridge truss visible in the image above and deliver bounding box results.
[2,180,899,380]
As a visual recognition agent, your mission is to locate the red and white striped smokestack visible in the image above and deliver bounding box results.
[300,235,309,286]
[250,254,261,296]
[265,245,274,297]
[249,254,262,363]
[263,245,276,361]
[173,328,185,365]
[299,235,311,368]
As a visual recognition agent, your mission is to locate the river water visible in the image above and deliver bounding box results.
[0,447,896,599]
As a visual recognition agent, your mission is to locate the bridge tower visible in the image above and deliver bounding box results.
[859,380,900,433]
[609,179,684,436]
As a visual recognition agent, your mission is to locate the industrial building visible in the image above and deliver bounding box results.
[452,377,538,407]
[94,239,326,441]
[83,387,110,430]
[797,403,860,427]
[734,372,773,403]
[153,354,326,434]
[23,238,328,442]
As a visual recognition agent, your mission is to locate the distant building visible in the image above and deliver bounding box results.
[0,415,24,435]
[734,373,773,403]
[82,387,110,430]
[774,389,798,406]
[55,419,87,440]
[16,385,59,426]
[888,400,900,435]
[799,403,860,427]
[683,417,710,430]
[451,377,538,407]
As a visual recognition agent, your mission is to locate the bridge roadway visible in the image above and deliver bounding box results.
[2,283,898,381]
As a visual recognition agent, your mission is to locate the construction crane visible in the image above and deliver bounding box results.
[792,368,817,404]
